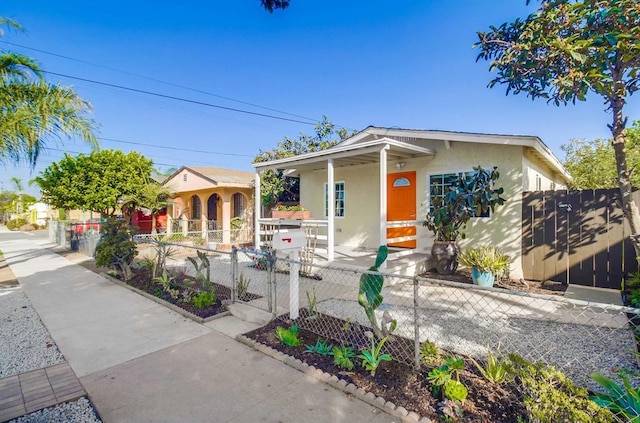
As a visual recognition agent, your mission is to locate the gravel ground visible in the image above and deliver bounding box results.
[9,397,101,423]
[0,288,64,377]
[315,297,639,390]
[0,286,102,422]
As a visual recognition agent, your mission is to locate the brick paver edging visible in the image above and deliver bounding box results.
[0,362,86,423]
[236,334,431,423]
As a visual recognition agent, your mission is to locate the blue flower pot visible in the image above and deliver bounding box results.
[471,267,494,287]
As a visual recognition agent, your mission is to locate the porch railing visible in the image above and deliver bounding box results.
[259,218,424,251]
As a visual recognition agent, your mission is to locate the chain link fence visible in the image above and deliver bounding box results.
[48,220,102,256]
[245,250,640,417]
[59,232,640,420]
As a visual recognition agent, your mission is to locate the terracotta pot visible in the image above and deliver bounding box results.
[271,210,311,220]
[431,241,459,275]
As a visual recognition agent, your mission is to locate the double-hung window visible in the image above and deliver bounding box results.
[324,182,345,217]
[428,171,491,218]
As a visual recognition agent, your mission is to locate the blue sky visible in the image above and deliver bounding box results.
[2,1,639,196]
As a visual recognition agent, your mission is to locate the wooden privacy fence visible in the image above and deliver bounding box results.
[522,189,640,290]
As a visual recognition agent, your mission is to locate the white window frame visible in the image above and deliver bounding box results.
[324,181,345,218]
[426,169,493,219]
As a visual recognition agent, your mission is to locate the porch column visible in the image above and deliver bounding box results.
[181,214,188,236]
[222,192,231,245]
[201,215,208,242]
[327,158,335,261]
[254,171,261,248]
[199,194,208,241]
[379,147,388,268]
[167,215,173,236]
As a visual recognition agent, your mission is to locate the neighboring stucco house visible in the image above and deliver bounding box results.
[163,166,254,250]
[253,126,571,278]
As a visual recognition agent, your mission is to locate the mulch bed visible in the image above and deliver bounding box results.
[419,269,567,296]
[245,309,527,422]
[123,269,261,319]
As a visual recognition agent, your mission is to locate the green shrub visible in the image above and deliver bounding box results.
[420,340,442,366]
[469,347,513,384]
[7,218,27,230]
[332,344,355,370]
[508,354,613,422]
[275,325,302,347]
[94,218,137,281]
[192,290,216,309]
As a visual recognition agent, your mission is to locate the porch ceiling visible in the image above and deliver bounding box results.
[254,137,435,172]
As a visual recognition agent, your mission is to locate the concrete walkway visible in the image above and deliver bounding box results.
[0,234,394,423]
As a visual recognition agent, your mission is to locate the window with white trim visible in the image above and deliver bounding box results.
[428,171,490,218]
[324,182,345,217]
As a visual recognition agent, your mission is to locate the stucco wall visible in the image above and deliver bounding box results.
[301,164,381,247]
[299,141,573,279]
[522,150,567,191]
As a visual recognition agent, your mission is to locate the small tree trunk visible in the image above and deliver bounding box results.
[151,213,157,235]
[611,99,640,262]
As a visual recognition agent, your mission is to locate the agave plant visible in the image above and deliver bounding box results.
[590,372,640,421]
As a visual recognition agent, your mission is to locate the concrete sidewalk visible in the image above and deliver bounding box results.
[1,235,394,423]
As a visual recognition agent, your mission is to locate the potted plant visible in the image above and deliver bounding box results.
[423,166,505,274]
[271,203,310,220]
[458,246,510,287]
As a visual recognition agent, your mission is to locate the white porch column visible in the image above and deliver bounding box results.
[167,215,173,236]
[181,214,188,236]
[379,147,388,265]
[201,215,208,241]
[254,171,261,248]
[222,193,231,245]
[327,158,335,261]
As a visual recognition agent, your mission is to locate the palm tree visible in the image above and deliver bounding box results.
[260,0,290,12]
[121,183,173,235]
[9,177,24,214]
[0,18,97,168]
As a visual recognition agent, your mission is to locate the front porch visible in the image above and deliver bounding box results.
[253,136,436,275]
[256,218,431,276]
[162,166,255,251]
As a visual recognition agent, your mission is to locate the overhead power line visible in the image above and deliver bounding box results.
[0,40,319,123]
[44,71,317,126]
[98,137,253,157]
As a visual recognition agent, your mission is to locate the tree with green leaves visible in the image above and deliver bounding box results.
[0,18,97,168]
[475,0,640,257]
[120,183,172,234]
[253,116,354,209]
[260,0,290,13]
[36,150,153,217]
[562,121,640,189]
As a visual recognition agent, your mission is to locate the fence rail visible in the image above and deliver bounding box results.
[55,234,640,421]
[138,240,639,405]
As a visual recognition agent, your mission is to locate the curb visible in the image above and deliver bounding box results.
[236,334,431,423]
[102,273,230,324]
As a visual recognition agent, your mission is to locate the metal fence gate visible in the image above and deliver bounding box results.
[522,189,640,289]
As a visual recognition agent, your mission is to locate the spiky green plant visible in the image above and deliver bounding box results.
[590,372,640,421]
[275,325,302,347]
[357,332,392,376]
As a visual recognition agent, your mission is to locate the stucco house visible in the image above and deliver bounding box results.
[253,126,571,278]
[162,166,254,250]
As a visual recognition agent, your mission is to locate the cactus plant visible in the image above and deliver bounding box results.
[357,246,397,338]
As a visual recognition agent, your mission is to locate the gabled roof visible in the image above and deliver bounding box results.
[254,125,571,184]
[253,137,435,171]
[164,166,254,188]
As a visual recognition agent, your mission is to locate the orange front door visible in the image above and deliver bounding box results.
[387,171,417,248]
